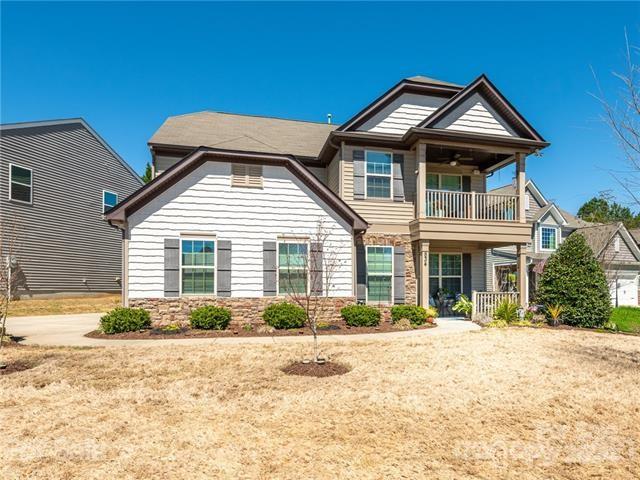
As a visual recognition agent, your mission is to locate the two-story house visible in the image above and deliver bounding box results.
[0,118,143,297]
[487,179,640,306]
[105,75,550,324]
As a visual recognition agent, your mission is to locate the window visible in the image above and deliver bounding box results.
[366,246,393,304]
[365,150,392,199]
[426,173,462,191]
[278,242,308,295]
[524,194,531,211]
[232,163,263,188]
[540,226,558,251]
[9,164,32,204]
[103,191,118,213]
[614,237,621,253]
[181,239,216,295]
[429,253,462,301]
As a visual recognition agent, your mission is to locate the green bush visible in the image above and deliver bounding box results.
[493,299,518,323]
[391,305,434,326]
[100,307,151,334]
[340,304,380,327]
[536,233,611,328]
[190,306,232,330]
[262,302,306,329]
[452,294,473,317]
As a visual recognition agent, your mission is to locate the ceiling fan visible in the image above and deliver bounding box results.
[436,152,474,165]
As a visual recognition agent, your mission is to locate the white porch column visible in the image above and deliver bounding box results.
[517,244,528,308]
[516,152,526,223]
[416,142,427,218]
[419,240,430,307]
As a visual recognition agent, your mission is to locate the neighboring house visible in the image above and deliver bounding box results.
[486,180,640,306]
[106,74,550,323]
[0,118,143,297]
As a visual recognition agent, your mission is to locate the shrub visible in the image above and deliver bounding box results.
[190,306,232,330]
[262,302,306,329]
[391,305,434,326]
[340,304,380,327]
[546,304,564,327]
[452,294,473,317]
[100,307,151,334]
[493,299,518,323]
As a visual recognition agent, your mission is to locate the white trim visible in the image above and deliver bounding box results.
[8,163,33,205]
[537,204,568,226]
[428,253,464,299]
[276,238,310,296]
[364,149,393,200]
[179,236,217,297]
[525,179,548,206]
[102,189,118,213]
[365,245,394,305]
[539,225,559,251]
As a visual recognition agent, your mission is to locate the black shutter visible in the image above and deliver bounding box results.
[353,150,365,200]
[393,153,405,202]
[217,240,232,297]
[356,244,367,303]
[164,238,179,297]
[462,253,472,298]
[393,246,405,304]
[462,176,471,192]
[310,242,323,295]
[263,241,277,296]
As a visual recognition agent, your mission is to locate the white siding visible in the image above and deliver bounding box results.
[446,102,512,137]
[127,162,353,298]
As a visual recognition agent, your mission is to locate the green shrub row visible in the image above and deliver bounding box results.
[262,302,306,329]
[100,307,151,334]
[340,304,380,327]
[390,305,437,326]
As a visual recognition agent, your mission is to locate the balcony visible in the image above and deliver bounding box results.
[410,189,531,245]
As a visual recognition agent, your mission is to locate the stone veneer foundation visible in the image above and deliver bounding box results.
[129,296,356,327]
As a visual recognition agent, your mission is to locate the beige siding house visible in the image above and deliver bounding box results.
[107,74,551,324]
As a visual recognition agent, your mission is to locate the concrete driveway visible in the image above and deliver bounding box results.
[7,313,480,347]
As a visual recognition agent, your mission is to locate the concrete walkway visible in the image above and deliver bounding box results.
[7,312,480,347]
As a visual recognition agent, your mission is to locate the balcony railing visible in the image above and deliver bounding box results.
[471,291,520,321]
[425,190,519,222]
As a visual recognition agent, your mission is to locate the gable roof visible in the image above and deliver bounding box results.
[630,228,640,246]
[105,147,368,232]
[416,75,546,142]
[490,179,548,207]
[149,111,336,159]
[575,222,640,260]
[533,203,567,225]
[0,118,143,185]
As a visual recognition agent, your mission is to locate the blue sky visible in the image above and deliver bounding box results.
[2,1,639,213]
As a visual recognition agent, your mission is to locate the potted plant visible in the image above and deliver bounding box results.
[452,294,473,319]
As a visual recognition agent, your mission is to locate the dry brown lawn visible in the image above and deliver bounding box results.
[8,294,120,317]
[1,328,639,479]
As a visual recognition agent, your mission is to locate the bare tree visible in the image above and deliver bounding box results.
[280,218,345,363]
[0,221,20,368]
[591,29,640,209]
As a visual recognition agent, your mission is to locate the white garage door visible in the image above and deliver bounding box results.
[611,275,639,306]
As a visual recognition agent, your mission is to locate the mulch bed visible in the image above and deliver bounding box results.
[0,359,38,376]
[281,361,351,377]
[85,320,437,340]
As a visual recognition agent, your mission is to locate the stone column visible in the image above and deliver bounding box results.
[419,240,430,307]
[517,244,528,308]
[516,152,526,223]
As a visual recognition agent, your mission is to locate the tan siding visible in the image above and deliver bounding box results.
[327,154,340,195]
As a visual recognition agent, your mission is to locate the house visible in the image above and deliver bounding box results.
[105,75,550,324]
[0,118,143,297]
[486,180,640,306]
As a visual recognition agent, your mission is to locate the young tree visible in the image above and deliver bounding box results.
[280,218,345,363]
[141,162,153,184]
[0,222,20,368]
[536,233,611,328]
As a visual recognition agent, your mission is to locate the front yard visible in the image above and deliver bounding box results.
[8,294,120,317]
[1,328,639,479]
[610,306,640,333]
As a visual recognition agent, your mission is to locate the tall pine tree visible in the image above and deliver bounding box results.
[536,233,611,328]
[141,163,153,183]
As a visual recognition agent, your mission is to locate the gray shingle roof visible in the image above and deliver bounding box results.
[149,111,336,158]
[574,223,621,257]
[405,75,463,88]
[629,228,640,246]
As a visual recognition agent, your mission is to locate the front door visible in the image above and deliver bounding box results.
[429,253,463,316]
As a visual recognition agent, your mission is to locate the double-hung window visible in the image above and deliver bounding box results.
[9,164,32,204]
[181,239,216,295]
[540,226,558,251]
[103,191,118,213]
[278,242,308,295]
[426,173,462,192]
[365,150,392,199]
[366,246,393,304]
[429,253,462,300]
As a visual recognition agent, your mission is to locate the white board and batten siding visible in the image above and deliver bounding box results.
[126,162,354,299]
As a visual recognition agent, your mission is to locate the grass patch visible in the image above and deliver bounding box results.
[610,306,640,333]
[8,294,120,317]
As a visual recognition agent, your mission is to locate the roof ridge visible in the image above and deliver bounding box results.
[169,110,337,127]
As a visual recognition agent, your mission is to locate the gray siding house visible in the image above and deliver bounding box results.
[0,118,142,297]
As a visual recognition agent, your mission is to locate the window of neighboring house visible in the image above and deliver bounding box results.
[540,226,558,251]
[614,237,621,253]
[278,241,308,295]
[366,246,393,304]
[9,164,32,204]
[429,253,462,301]
[524,194,531,211]
[231,163,263,188]
[103,191,118,213]
[365,150,392,199]
[181,239,216,295]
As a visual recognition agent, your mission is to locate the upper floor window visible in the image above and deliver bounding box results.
[540,226,558,251]
[365,150,392,199]
[103,191,118,213]
[426,173,462,192]
[181,239,216,295]
[524,194,531,211]
[278,241,308,295]
[9,164,32,204]
[366,246,393,304]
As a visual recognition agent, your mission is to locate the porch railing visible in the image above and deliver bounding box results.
[425,190,519,222]
[471,291,520,321]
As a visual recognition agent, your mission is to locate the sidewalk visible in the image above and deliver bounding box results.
[7,313,480,347]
